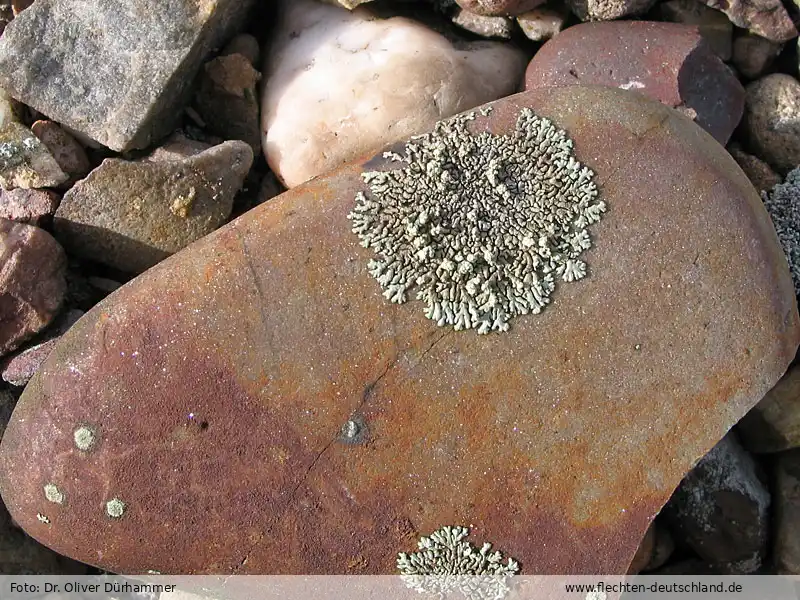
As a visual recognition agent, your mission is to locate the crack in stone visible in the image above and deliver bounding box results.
[237,230,271,333]
[231,350,401,573]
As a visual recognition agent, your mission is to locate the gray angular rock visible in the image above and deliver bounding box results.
[0,121,68,190]
[738,363,800,453]
[0,219,66,357]
[743,74,800,174]
[732,33,782,79]
[774,449,800,574]
[0,0,257,152]
[662,433,770,573]
[54,140,253,273]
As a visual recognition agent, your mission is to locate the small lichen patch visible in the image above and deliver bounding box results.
[106,497,126,519]
[763,167,800,297]
[37,513,50,524]
[73,425,97,451]
[170,186,197,218]
[349,108,604,334]
[43,483,64,504]
[397,525,519,600]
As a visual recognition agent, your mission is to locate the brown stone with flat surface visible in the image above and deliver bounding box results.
[0,86,797,576]
[525,21,744,145]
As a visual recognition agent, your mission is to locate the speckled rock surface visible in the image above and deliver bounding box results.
[565,0,656,21]
[452,8,515,38]
[30,121,91,184]
[738,365,800,453]
[53,140,253,273]
[0,87,797,575]
[524,22,744,145]
[742,74,800,174]
[516,5,568,41]
[662,434,770,573]
[262,0,527,188]
[0,188,60,226]
[0,219,66,357]
[0,121,68,190]
[0,0,257,152]
[699,0,796,42]
[0,386,88,574]
[454,0,545,15]
[773,449,800,574]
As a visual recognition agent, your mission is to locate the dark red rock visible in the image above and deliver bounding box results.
[524,21,744,145]
[0,219,66,357]
[455,0,545,16]
[1,338,57,387]
[0,188,60,226]
[0,87,797,576]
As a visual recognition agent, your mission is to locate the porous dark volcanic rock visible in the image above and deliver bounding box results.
[0,0,256,152]
[525,21,745,145]
[0,87,797,576]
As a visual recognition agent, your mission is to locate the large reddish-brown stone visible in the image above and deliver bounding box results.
[0,86,797,576]
[525,22,745,145]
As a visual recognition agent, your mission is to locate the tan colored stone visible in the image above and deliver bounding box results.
[738,364,800,453]
[0,87,796,575]
[54,140,253,273]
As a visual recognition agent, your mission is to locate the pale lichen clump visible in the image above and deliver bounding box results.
[106,497,126,519]
[73,425,97,451]
[348,107,604,334]
[43,483,65,504]
[397,526,519,600]
[762,167,800,297]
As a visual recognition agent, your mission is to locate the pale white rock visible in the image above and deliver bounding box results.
[262,0,527,188]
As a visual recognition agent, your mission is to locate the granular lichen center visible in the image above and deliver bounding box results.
[348,107,605,334]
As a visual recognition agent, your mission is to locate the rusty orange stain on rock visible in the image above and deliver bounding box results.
[0,86,797,576]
